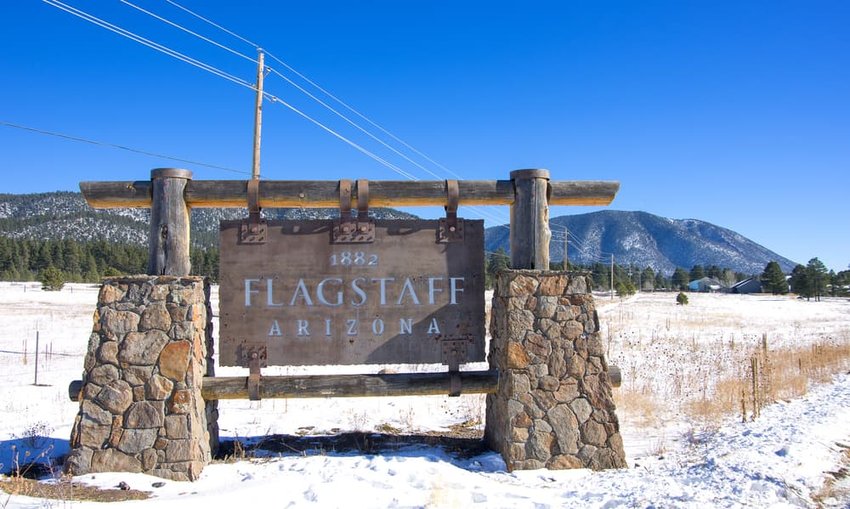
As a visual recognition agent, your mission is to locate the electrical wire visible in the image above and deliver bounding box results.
[1,120,251,175]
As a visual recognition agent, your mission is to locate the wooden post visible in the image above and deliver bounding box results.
[509,169,550,269]
[252,50,265,180]
[148,168,192,276]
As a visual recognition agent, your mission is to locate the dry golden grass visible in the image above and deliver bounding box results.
[0,475,150,502]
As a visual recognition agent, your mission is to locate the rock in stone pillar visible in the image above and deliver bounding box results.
[66,276,218,482]
[485,270,626,471]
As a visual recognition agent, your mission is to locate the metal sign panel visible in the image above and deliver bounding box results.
[219,219,485,367]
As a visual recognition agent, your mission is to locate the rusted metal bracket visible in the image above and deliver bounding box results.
[240,179,267,244]
[242,346,267,401]
[333,178,374,243]
[442,338,468,397]
[438,179,464,242]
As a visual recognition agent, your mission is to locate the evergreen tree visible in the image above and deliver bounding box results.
[806,257,829,302]
[654,271,668,290]
[672,268,690,290]
[689,265,705,281]
[641,267,655,291]
[760,261,789,295]
[789,264,810,299]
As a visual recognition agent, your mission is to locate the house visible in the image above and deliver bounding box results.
[730,277,762,294]
[688,277,724,293]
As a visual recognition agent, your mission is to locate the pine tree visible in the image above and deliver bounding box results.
[689,265,705,281]
[806,258,829,302]
[789,264,810,299]
[760,261,788,295]
[672,268,690,290]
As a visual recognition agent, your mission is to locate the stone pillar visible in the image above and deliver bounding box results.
[66,276,218,481]
[485,270,626,471]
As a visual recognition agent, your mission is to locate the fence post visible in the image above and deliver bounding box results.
[509,169,550,270]
[148,168,192,276]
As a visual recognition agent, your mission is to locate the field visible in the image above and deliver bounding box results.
[0,282,849,508]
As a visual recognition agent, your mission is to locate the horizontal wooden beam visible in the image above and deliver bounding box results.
[79,179,619,209]
[200,370,500,400]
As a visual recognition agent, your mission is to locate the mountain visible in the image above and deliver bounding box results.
[0,193,797,275]
[0,191,416,249]
[485,210,797,275]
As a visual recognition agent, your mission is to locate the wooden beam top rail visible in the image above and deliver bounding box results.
[80,179,619,209]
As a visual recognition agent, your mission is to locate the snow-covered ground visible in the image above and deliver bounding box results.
[1,283,849,508]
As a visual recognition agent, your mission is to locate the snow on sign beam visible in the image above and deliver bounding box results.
[218,219,486,367]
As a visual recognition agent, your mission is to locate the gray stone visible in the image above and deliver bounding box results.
[508,372,531,395]
[165,414,189,439]
[81,400,113,426]
[97,341,119,366]
[569,398,593,424]
[526,431,553,462]
[118,428,158,454]
[101,309,140,335]
[166,440,194,462]
[95,380,133,414]
[140,302,172,331]
[64,447,93,475]
[88,364,119,386]
[536,296,558,318]
[91,449,142,473]
[532,419,552,434]
[125,401,165,429]
[118,330,170,366]
[581,420,607,447]
[123,365,154,386]
[78,419,110,449]
[538,375,560,391]
[142,448,158,471]
[548,404,580,455]
[547,454,583,469]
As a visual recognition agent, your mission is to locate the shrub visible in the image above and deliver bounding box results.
[39,266,65,291]
[676,292,689,305]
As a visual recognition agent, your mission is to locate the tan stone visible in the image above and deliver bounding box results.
[547,454,583,469]
[505,342,530,369]
[562,321,585,340]
[81,400,112,426]
[512,411,532,428]
[508,275,539,297]
[133,385,146,401]
[170,389,192,414]
[108,415,123,447]
[165,414,189,439]
[554,379,580,403]
[150,284,169,301]
[147,374,174,400]
[166,440,193,462]
[159,341,191,381]
[565,276,588,295]
[538,277,567,296]
[526,332,551,359]
[526,431,554,461]
[99,284,125,305]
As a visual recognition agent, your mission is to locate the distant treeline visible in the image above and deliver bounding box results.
[0,237,218,283]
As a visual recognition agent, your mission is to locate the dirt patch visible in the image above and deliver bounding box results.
[0,475,150,503]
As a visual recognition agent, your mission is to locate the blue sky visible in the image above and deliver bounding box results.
[1,1,848,271]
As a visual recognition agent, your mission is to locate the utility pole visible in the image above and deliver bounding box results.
[610,254,614,300]
[252,50,266,180]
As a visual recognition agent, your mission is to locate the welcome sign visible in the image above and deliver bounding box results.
[218,219,485,367]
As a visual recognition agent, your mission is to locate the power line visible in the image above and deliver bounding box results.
[1,120,250,175]
[160,0,510,225]
[42,0,421,182]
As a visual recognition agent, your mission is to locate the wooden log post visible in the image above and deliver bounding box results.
[510,169,551,270]
[148,168,192,276]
